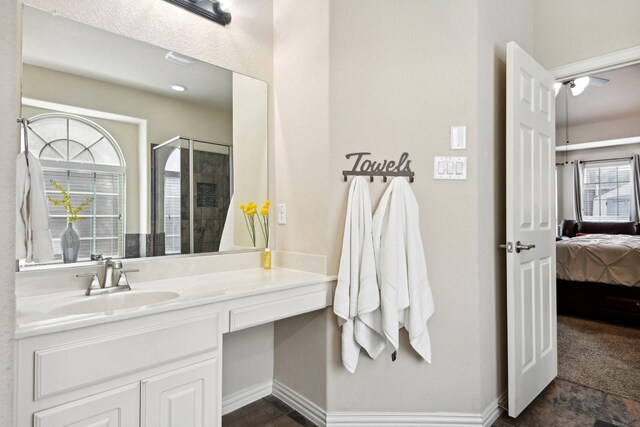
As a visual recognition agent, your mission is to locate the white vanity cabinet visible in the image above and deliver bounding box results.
[16,269,336,427]
[16,304,222,427]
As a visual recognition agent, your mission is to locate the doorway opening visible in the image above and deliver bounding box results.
[554,61,640,403]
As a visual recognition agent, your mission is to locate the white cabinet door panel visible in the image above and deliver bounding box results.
[141,359,217,427]
[33,383,139,427]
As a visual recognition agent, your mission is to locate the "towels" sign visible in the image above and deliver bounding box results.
[342,152,415,182]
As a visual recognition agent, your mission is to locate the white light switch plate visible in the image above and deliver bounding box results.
[277,204,287,225]
[450,126,466,150]
[434,156,467,180]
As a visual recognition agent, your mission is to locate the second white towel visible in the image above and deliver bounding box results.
[372,177,434,362]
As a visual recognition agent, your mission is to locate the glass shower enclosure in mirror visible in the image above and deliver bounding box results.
[19,5,268,269]
[152,137,232,256]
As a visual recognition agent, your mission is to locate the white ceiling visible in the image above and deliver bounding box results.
[556,63,640,128]
[22,6,232,111]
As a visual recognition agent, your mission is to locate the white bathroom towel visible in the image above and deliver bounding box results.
[372,177,434,362]
[218,194,235,252]
[16,152,54,263]
[334,176,386,373]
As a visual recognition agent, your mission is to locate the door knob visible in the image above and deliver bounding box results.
[515,241,535,253]
[499,242,513,253]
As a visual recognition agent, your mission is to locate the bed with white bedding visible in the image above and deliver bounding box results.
[556,234,640,287]
[556,220,640,325]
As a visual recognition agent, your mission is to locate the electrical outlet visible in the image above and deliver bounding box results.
[278,204,287,225]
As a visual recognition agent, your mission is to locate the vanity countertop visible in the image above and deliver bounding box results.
[16,268,336,339]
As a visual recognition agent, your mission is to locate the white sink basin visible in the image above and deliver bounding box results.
[48,291,180,316]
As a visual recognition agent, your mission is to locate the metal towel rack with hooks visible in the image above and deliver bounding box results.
[342,170,415,183]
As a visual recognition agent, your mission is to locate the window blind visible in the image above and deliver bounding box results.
[164,174,182,254]
[582,160,631,221]
[44,169,124,260]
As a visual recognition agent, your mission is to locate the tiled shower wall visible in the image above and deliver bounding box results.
[180,148,231,254]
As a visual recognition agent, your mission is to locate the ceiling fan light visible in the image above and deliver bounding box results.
[571,76,590,96]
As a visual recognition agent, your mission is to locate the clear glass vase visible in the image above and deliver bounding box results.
[60,222,80,263]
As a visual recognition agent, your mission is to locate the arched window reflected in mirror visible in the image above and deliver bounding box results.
[24,113,126,260]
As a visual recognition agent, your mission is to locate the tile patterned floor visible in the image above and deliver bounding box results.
[493,378,640,427]
[224,378,639,427]
[222,395,317,427]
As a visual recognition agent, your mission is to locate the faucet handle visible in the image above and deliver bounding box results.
[77,273,101,295]
[116,269,138,289]
[90,254,104,261]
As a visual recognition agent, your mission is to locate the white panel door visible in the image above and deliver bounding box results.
[141,359,218,427]
[33,383,140,427]
[506,41,557,418]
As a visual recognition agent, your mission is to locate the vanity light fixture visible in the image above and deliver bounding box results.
[171,84,188,92]
[163,0,231,26]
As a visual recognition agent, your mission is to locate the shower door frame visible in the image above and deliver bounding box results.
[152,135,233,255]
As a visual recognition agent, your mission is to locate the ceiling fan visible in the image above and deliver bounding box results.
[554,75,609,97]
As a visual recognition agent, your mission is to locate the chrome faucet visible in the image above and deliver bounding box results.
[77,256,139,296]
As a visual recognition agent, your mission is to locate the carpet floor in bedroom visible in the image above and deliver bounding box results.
[557,315,640,402]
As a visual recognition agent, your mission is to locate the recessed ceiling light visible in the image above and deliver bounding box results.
[171,84,187,92]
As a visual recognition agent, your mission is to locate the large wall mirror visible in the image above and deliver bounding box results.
[19,5,268,269]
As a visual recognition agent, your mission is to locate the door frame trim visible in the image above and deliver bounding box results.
[549,45,640,81]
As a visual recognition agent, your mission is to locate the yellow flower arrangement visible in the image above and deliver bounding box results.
[240,199,270,248]
[47,180,93,224]
[240,201,258,247]
[257,200,270,248]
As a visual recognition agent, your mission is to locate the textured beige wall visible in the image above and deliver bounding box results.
[272,0,330,407]
[223,323,274,397]
[325,0,483,412]
[0,2,19,424]
[533,0,640,69]
[272,0,331,257]
[476,0,533,409]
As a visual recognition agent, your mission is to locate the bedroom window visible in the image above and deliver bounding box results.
[24,113,126,261]
[581,160,631,222]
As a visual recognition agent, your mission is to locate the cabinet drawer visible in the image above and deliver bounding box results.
[229,290,327,331]
[604,295,640,315]
[34,382,140,427]
[34,314,218,400]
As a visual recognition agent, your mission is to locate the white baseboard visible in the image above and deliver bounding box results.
[272,380,506,427]
[221,381,273,415]
[482,391,507,427]
[326,412,485,426]
[272,380,327,427]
